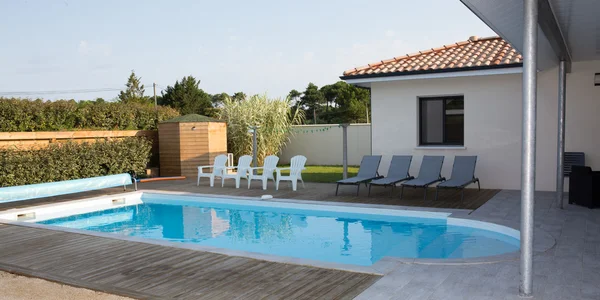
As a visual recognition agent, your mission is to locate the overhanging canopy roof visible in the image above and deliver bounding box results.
[461,0,600,70]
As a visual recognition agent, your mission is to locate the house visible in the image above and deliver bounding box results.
[340,35,599,191]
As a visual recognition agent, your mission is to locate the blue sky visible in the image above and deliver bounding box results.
[0,0,494,101]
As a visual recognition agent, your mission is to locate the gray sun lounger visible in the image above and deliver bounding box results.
[435,156,480,201]
[368,155,414,196]
[400,155,445,200]
[336,155,382,196]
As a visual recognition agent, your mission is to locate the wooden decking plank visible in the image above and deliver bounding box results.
[83,247,181,283]
[184,259,273,294]
[123,253,216,292]
[289,270,356,299]
[237,263,313,299]
[159,258,263,296]
[108,251,204,290]
[315,272,379,300]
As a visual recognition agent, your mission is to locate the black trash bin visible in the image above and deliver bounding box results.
[569,165,600,209]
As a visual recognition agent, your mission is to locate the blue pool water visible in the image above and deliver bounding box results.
[38,194,520,266]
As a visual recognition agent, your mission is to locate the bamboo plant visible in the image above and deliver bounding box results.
[218,94,305,165]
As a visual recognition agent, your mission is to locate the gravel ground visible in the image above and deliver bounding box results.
[0,271,131,300]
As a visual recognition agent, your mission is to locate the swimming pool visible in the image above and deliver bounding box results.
[3,192,520,266]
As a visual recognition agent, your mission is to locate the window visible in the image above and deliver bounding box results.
[419,96,464,146]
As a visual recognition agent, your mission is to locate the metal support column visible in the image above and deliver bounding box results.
[556,60,567,209]
[249,126,258,175]
[520,0,538,297]
[341,124,349,179]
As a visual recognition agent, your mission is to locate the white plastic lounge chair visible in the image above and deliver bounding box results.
[221,155,253,188]
[435,156,480,201]
[275,155,307,191]
[336,155,382,196]
[400,155,445,200]
[197,154,228,187]
[368,155,414,196]
[247,155,279,190]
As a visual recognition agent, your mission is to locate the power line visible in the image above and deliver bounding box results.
[0,83,168,96]
[0,87,122,96]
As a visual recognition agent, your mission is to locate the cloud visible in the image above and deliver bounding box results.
[385,30,395,37]
[78,40,90,55]
[77,40,112,57]
[101,45,112,56]
[229,35,238,41]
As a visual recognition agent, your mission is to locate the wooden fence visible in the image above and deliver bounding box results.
[0,130,157,150]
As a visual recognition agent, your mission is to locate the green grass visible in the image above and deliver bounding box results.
[277,165,359,183]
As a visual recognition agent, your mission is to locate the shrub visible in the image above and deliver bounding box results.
[218,94,304,164]
[0,98,179,132]
[0,137,152,187]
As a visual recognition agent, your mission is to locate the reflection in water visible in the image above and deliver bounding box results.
[39,202,519,266]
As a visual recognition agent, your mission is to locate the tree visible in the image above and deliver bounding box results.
[159,76,212,115]
[231,92,247,102]
[288,89,301,103]
[118,70,149,104]
[300,83,325,124]
[211,92,229,108]
[330,81,370,123]
[288,81,370,124]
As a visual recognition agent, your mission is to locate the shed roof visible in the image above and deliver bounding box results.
[162,114,224,123]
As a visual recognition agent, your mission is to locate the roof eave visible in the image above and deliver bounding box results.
[340,63,523,81]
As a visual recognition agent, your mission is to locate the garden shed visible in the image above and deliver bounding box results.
[158,114,227,177]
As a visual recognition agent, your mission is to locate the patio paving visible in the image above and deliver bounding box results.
[355,190,600,300]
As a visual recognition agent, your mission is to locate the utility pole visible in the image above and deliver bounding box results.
[153,83,158,125]
[341,123,349,179]
[248,126,258,174]
[153,83,158,109]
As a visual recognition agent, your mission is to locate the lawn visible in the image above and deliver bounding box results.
[276,165,359,183]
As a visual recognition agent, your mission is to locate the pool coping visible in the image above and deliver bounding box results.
[0,189,552,275]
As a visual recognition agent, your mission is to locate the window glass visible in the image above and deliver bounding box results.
[419,96,464,146]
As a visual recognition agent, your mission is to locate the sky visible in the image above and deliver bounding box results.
[0,0,495,101]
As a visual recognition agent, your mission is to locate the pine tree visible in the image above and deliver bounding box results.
[118,70,149,104]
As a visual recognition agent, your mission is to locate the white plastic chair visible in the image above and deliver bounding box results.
[221,155,252,188]
[276,155,307,191]
[247,155,279,190]
[197,154,228,187]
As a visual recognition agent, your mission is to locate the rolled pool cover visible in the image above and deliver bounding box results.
[137,176,186,183]
[0,173,133,203]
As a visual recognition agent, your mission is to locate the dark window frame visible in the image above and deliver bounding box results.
[418,95,464,146]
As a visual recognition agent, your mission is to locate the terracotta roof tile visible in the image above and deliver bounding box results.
[342,36,522,78]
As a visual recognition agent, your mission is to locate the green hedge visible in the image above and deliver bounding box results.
[0,137,152,187]
[0,98,180,132]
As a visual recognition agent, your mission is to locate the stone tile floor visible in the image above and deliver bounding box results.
[356,190,600,300]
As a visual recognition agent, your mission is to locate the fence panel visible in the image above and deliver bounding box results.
[280,124,371,165]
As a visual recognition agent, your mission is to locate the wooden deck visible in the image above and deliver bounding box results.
[141,179,498,211]
[0,224,380,300]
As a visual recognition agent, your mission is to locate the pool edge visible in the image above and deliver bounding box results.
[0,189,555,273]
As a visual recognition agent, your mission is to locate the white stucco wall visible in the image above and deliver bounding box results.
[369,60,600,191]
[280,124,371,166]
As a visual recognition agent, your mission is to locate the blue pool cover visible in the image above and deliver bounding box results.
[0,173,132,203]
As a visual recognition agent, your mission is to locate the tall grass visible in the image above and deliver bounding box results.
[218,94,304,165]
